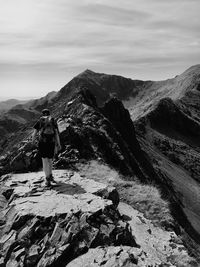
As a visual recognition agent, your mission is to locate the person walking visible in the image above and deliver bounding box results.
[32,109,61,186]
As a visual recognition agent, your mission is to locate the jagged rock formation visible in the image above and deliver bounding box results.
[69,201,194,267]
[55,90,156,181]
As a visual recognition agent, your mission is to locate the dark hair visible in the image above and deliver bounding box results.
[42,109,50,116]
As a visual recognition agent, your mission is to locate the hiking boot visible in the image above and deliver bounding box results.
[45,179,52,187]
[49,174,57,183]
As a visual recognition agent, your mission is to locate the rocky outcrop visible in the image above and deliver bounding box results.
[0,170,137,267]
[102,98,159,182]
[0,140,41,176]
[68,202,195,267]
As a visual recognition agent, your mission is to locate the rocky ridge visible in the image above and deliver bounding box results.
[0,89,154,182]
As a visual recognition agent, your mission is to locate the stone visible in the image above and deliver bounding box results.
[49,223,63,246]
[66,246,140,267]
[14,248,25,261]
[0,258,4,267]
[17,217,39,240]
[6,259,19,267]
[0,230,17,252]
[95,186,120,208]
[25,245,41,266]
[2,188,14,200]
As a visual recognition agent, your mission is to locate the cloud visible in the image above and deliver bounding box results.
[151,0,198,3]
[76,3,151,27]
[0,0,200,98]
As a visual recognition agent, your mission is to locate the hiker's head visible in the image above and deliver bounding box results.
[42,109,50,116]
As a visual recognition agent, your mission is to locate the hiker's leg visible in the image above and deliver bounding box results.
[46,158,52,176]
[48,158,53,176]
[43,158,52,186]
[47,158,51,178]
[42,158,49,180]
[48,158,57,182]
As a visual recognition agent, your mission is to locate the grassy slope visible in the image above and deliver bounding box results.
[76,160,174,230]
[75,160,197,265]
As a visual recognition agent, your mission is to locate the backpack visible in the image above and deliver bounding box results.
[39,116,56,140]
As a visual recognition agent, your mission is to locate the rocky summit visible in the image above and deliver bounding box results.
[0,65,200,266]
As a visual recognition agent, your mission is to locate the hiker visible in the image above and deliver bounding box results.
[32,109,61,186]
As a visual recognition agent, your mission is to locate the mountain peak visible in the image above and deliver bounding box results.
[78,69,96,77]
[83,69,95,74]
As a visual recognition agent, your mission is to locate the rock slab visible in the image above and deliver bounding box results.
[0,170,136,267]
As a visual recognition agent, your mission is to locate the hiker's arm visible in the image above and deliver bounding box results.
[53,118,61,149]
[55,129,61,149]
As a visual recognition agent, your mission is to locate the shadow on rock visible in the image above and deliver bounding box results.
[53,182,86,195]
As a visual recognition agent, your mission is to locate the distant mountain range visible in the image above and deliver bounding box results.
[0,91,57,148]
[0,99,28,112]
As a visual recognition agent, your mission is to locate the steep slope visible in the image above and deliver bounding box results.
[134,98,200,237]
[131,66,200,253]
[126,64,200,120]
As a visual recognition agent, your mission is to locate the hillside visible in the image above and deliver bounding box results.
[0,65,200,265]
[0,99,27,113]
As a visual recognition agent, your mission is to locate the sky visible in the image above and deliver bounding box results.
[0,0,200,99]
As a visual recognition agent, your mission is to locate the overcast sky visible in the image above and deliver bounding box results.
[0,0,200,99]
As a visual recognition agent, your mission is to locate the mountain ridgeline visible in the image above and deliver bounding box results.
[1,65,200,261]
